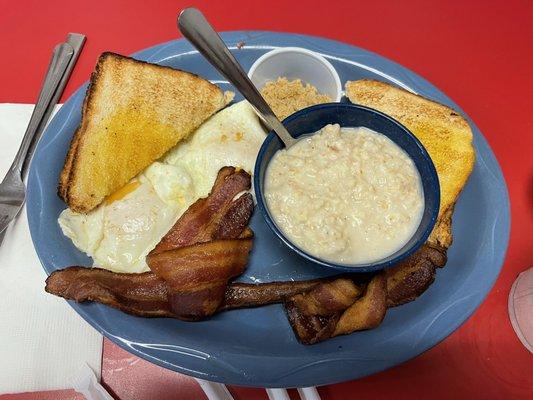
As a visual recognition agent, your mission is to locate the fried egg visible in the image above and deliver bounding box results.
[59,101,267,273]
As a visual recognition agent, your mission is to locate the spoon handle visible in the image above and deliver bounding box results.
[178,8,296,148]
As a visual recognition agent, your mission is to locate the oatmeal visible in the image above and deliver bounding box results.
[260,77,331,120]
[264,124,424,265]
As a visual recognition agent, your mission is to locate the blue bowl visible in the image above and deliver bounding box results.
[254,103,440,273]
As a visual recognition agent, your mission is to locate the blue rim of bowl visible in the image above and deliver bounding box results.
[254,103,440,273]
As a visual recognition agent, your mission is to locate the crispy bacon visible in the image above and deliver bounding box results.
[45,245,447,341]
[145,167,255,319]
[147,231,254,319]
[285,278,363,344]
[150,166,252,255]
[283,244,447,344]
[386,244,446,307]
[288,278,362,317]
[211,193,254,240]
[221,280,323,310]
[333,273,387,336]
[45,267,174,318]
[45,267,323,318]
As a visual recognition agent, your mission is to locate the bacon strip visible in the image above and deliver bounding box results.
[45,267,323,318]
[386,244,446,307]
[150,166,252,255]
[45,267,175,318]
[333,274,387,336]
[45,245,446,339]
[285,278,363,345]
[283,244,447,344]
[221,280,323,310]
[145,167,255,319]
[147,231,254,319]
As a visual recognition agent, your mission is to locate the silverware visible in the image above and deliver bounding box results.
[21,33,86,178]
[0,34,85,241]
[195,378,235,400]
[178,7,297,148]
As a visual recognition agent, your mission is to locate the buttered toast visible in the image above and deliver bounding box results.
[345,79,475,248]
[59,52,229,213]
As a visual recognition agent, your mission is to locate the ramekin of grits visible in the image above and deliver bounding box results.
[254,103,440,273]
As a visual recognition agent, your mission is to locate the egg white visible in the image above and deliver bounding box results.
[164,100,267,197]
[58,101,267,272]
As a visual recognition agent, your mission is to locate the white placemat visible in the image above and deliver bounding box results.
[0,104,103,394]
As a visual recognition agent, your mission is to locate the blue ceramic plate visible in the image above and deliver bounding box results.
[27,32,510,388]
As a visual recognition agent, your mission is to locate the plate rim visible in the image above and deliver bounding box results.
[26,30,511,387]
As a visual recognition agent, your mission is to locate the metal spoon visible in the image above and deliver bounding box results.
[178,7,297,148]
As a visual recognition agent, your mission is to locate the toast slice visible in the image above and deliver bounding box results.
[59,52,229,213]
[345,80,475,248]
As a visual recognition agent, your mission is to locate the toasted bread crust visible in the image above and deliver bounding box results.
[345,79,475,247]
[58,60,97,200]
[58,52,227,213]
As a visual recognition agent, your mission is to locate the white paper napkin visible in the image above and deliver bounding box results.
[0,104,103,394]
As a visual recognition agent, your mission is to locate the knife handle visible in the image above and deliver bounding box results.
[9,42,73,178]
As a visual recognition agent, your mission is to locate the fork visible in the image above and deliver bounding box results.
[0,40,77,242]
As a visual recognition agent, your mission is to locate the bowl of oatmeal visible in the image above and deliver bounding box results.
[254,103,440,272]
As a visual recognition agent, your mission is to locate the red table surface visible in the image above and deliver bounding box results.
[1,1,531,399]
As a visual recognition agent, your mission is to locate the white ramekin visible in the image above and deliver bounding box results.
[248,47,342,102]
